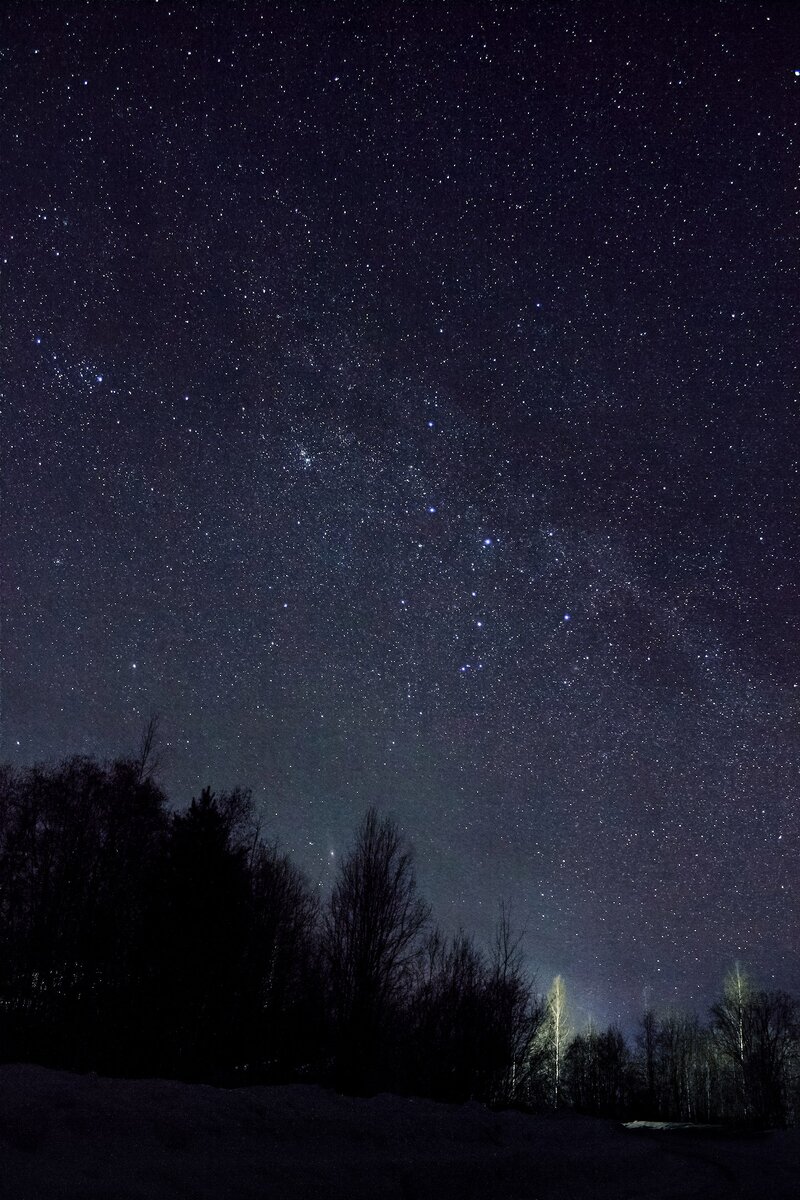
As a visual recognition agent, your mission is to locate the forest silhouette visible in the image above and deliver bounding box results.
[0,739,796,1128]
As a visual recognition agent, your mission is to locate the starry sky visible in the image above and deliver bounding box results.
[2,1,798,1030]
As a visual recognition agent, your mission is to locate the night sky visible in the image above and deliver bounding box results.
[2,1,798,1030]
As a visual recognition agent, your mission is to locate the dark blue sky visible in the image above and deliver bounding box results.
[2,0,798,1030]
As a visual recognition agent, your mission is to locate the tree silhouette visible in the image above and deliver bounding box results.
[487,904,546,1105]
[407,907,543,1106]
[409,928,491,1101]
[0,756,168,1070]
[564,1024,632,1117]
[148,787,252,1079]
[743,989,796,1126]
[325,807,430,1093]
[638,1009,658,1117]
[1,752,799,1123]
[245,838,322,1080]
[712,968,797,1126]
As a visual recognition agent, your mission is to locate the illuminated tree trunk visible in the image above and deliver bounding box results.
[712,962,752,1120]
[548,974,569,1107]
[728,962,750,1116]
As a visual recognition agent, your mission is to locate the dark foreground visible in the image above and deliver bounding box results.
[0,1065,796,1199]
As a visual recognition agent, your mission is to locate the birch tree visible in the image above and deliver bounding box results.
[547,973,570,1106]
[712,962,753,1117]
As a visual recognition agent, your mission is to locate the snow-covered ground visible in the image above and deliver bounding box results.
[0,1064,796,1198]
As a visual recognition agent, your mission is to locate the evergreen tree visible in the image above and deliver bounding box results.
[148,788,252,1079]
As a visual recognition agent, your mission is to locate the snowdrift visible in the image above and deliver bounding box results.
[0,1064,797,1198]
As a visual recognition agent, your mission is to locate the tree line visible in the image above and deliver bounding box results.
[0,746,797,1126]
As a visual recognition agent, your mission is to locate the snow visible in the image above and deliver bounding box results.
[624,1121,725,1132]
[0,1064,797,1198]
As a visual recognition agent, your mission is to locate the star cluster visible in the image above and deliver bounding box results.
[2,1,798,1028]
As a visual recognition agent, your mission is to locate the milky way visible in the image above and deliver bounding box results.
[2,1,798,1028]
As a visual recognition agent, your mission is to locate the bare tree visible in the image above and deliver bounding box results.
[547,973,570,1106]
[564,1023,632,1116]
[247,839,321,1077]
[638,1009,658,1116]
[135,713,163,784]
[746,990,797,1125]
[325,807,430,1091]
[409,927,490,1101]
[712,962,753,1118]
[713,970,797,1126]
[656,1010,706,1121]
[489,903,546,1105]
